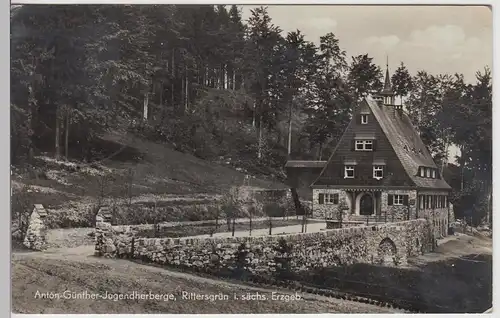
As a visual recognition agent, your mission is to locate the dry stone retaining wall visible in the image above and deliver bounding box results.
[95,218,432,272]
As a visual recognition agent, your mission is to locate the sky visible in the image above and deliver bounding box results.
[240,5,492,84]
[241,5,493,163]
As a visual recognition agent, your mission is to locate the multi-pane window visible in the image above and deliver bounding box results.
[361,114,368,124]
[426,195,431,209]
[355,140,373,151]
[325,193,339,204]
[420,167,439,179]
[394,195,404,205]
[318,193,339,205]
[373,165,384,180]
[419,167,425,177]
[344,165,355,178]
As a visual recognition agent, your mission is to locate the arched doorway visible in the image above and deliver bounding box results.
[377,237,397,265]
[360,194,374,216]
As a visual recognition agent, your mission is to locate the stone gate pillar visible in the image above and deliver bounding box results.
[23,204,48,251]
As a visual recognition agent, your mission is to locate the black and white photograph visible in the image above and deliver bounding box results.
[10,3,493,315]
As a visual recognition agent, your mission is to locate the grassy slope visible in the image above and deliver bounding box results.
[12,131,288,210]
[11,255,395,314]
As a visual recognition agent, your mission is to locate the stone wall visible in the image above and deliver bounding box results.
[312,189,418,222]
[23,204,48,250]
[311,189,350,220]
[381,190,418,222]
[95,219,433,272]
[420,207,449,239]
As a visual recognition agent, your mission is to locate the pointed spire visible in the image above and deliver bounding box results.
[381,55,393,96]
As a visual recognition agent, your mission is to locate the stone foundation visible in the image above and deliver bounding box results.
[23,204,48,250]
[381,190,418,222]
[95,219,433,271]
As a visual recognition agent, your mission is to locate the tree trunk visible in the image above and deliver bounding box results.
[459,146,466,191]
[232,70,236,90]
[290,188,303,216]
[171,50,175,108]
[318,143,323,161]
[143,92,149,121]
[231,217,236,237]
[181,72,185,113]
[249,213,252,236]
[65,108,70,160]
[257,113,263,159]
[159,81,166,125]
[184,66,188,113]
[441,140,449,175]
[252,101,256,128]
[55,106,61,159]
[287,102,293,155]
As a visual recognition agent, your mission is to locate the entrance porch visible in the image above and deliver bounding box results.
[344,189,383,217]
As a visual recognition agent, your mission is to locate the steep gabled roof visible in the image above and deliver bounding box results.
[364,98,451,189]
[311,97,451,190]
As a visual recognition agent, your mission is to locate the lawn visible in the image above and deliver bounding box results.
[11,255,394,314]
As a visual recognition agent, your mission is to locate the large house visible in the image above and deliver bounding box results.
[286,64,452,238]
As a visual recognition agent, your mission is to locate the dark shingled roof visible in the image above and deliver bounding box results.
[365,98,451,190]
[285,160,327,168]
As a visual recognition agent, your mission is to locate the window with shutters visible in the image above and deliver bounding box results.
[319,193,339,205]
[373,165,383,180]
[325,193,339,204]
[361,114,368,124]
[355,140,373,151]
[393,195,404,205]
[344,166,355,178]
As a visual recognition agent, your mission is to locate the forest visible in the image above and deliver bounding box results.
[10,5,492,224]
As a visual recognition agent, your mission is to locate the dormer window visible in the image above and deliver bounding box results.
[419,167,439,179]
[355,140,373,151]
[361,114,368,124]
[373,166,384,180]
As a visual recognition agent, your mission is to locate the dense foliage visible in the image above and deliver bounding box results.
[11,5,491,224]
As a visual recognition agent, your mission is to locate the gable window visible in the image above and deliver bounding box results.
[361,114,368,124]
[373,166,384,180]
[344,165,355,179]
[355,140,373,151]
[431,169,437,179]
[425,168,431,178]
